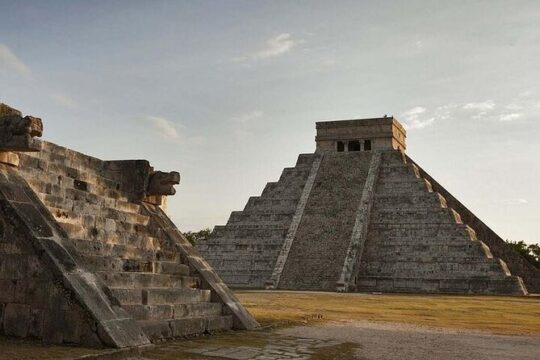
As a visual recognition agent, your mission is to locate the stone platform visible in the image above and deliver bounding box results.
[0,103,258,348]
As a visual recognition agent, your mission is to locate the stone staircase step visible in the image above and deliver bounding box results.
[243,197,300,213]
[370,208,461,224]
[361,258,507,277]
[211,226,287,239]
[109,288,211,305]
[139,315,233,342]
[124,302,222,321]
[144,288,212,305]
[97,272,183,288]
[373,192,447,209]
[48,206,149,231]
[226,211,293,226]
[75,254,189,275]
[355,276,526,295]
[67,238,178,262]
[155,261,190,276]
[77,254,153,273]
[102,207,150,226]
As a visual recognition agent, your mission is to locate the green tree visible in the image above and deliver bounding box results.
[183,228,212,245]
[506,240,540,269]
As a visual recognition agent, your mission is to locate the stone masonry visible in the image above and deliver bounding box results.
[0,104,258,348]
[197,117,539,294]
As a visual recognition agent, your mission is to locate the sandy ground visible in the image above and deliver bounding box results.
[279,320,540,360]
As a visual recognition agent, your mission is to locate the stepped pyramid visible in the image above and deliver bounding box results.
[198,117,539,294]
[0,104,257,348]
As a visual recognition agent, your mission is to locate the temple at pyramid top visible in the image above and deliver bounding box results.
[315,116,407,153]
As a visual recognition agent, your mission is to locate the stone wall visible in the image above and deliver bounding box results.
[0,205,101,346]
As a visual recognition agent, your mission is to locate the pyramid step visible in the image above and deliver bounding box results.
[368,223,475,236]
[144,288,212,305]
[227,211,293,226]
[377,176,422,184]
[76,255,189,275]
[76,254,152,273]
[109,288,211,305]
[123,302,222,321]
[355,276,526,295]
[20,153,120,190]
[244,197,300,213]
[295,154,316,167]
[370,208,461,224]
[378,165,418,177]
[373,192,447,209]
[361,258,507,277]
[139,315,233,342]
[215,223,290,231]
[97,271,186,288]
[67,238,178,262]
[101,207,150,226]
[155,261,190,275]
[375,179,432,194]
[211,225,287,239]
[51,211,148,234]
[261,182,306,199]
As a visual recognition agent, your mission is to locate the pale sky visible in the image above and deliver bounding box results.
[1,1,539,244]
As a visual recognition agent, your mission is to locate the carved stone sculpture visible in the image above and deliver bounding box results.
[0,103,43,152]
[146,171,181,196]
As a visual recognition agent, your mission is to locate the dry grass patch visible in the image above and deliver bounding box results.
[236,290,540,335]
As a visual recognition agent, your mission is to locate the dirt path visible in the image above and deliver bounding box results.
[280,320,540,360]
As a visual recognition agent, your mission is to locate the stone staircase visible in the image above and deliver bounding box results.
[278,152,373,290]
[16,142,236,342]
[197,154,316,288]
[355,151,526,294]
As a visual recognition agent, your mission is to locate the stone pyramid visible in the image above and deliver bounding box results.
[0,104,257,348]
[197,117,539,294]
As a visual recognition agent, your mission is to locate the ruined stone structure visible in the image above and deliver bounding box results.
[0,104,258,348]
[198,117,539,295]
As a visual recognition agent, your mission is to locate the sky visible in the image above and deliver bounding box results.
[1,1,539,244]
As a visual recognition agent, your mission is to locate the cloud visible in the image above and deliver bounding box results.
[463,100,495,111]
[505,103,523,110]
[50,93,78,109]
[462,100,496,119]
[499,113,521,122]
[233,33,298,62]
[434,104,457,121]
[415,40,424,49]
[0,43,30,77]
[495,198,528,205]
[231,110,264,124]
[401,106,435,129]
[142,115,179,139]
[231,110,265,141]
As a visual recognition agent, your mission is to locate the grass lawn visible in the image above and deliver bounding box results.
[236,290,540,335]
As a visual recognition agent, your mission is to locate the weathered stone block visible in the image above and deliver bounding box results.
[3,303,31,337]
[0,279,16,302]
[170,317,206,337]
